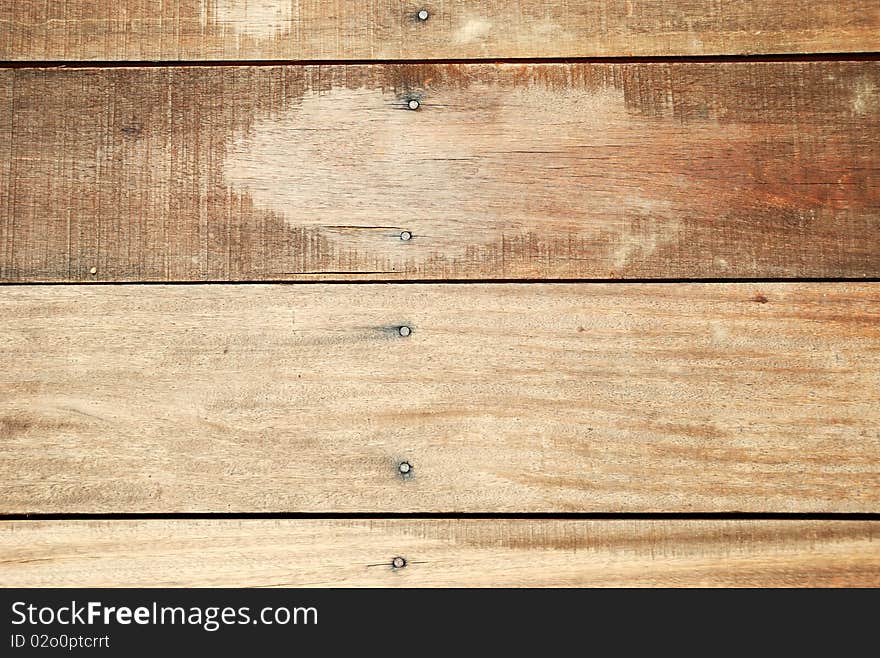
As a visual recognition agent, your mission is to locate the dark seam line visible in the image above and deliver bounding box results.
[2,52,880,69]
[2,513,879,521]
[1,278,879,286]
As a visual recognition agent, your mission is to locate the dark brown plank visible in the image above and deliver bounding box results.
[2,283,879,513]
[1,63,878,282]
[2,1,879,61]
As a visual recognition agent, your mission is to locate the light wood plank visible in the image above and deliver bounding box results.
[2,1,879,61]
[2,283,878,513]
[2,62,878,282]
[1,520,877,587]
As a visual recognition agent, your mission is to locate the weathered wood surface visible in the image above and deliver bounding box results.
[1,520,877,587]
[2,283,878,513]
[2,62,879,282]
[2,1,879,61]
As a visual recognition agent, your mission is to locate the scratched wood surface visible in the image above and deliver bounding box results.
[2,283,878,514]
[2,62,879,282]
[2,1,879,61]
[1,520,878,587]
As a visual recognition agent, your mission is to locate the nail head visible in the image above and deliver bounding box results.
[408,99,421,111]
[89,267,98,275]
[392,556,407,569]
[417,10,430,21]
[398,326,412,337]
[400,231,413,241]
[398,461,412,475]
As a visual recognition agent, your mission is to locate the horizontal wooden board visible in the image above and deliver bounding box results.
[2,283,878,513]
[2,1,879,61]
[1,520,877,587]
[2,62,879,282]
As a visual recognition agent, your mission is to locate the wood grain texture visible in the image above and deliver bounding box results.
[2,283,878,514]
[1,520,877,587]
[2,62,879,282]
[2,1,879,61]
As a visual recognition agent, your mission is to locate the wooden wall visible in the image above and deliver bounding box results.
[1,1,879,587]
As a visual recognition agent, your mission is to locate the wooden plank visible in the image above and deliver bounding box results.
[2,283,878,514]
[1,520,877,587]
[0,70,10,273]
[2,62,879,283]
[2,1,879,61]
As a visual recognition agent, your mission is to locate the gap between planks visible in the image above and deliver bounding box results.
[5,513,880,521]
[2,279,880,287]
[4,53,880,69]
